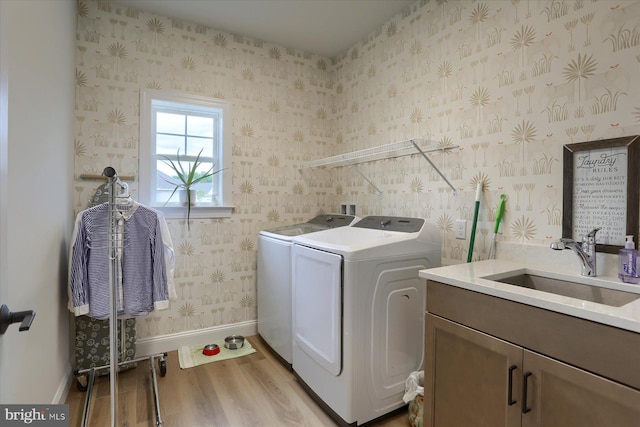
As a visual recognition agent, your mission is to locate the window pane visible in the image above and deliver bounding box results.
[155,159,217,203]
[192,161,216,202]
[157,159,179,180]
[192,161,215,181]
[156,112,185,134]
[155,159,179,204]
[186,137,213,157]
[157,159,216,183]
[187,115,213,138]
[156,134,185,155]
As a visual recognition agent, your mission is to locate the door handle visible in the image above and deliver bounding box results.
[0,304,36,335]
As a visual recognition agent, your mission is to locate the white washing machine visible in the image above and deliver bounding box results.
[257,214,359,368]
[291,216,441,426]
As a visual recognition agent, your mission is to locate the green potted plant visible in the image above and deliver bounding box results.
[160,148,222,229]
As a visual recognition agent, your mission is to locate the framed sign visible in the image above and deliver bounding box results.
[563,135,639,253]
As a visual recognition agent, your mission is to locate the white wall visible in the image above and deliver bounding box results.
[0,0,75,403]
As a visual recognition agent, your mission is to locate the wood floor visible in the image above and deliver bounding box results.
[65,335,411,427]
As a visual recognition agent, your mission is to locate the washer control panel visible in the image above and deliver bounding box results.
[307,214,357,228]
[352,216,424,232]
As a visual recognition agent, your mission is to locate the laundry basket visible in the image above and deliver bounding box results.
[73,315,137,389]
[404,371,424,427]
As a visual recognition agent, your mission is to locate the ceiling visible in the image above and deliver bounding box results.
[114,0,415,57]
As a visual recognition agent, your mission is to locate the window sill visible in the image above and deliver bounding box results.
[155,205,234,220]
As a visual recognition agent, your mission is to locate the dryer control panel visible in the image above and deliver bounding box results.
[352,216,424,232]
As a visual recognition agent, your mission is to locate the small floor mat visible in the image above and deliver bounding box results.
[177,340,256,369]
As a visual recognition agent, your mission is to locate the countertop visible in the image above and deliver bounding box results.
[420,259,640,334]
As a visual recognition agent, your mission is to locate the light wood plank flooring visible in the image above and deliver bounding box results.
[65,335,411,426]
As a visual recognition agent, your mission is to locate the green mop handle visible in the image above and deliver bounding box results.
[467,183,482,263]
[494,195,506,234]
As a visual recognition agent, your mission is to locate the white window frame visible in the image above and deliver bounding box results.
[139,89,233,219]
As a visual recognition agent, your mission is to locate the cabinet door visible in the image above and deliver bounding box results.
[522,350,640,427]
[424,314,523,427]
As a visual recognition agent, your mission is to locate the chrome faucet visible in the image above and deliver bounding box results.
[550,228,600,277]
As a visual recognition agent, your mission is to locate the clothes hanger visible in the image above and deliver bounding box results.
[114,179,134,208]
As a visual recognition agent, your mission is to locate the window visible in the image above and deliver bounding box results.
[140,89,232,218]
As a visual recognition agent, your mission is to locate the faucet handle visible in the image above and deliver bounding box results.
[584,227,601,247]
[586,227,601,238]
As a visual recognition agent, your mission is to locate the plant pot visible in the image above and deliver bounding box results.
[178,189,196,205]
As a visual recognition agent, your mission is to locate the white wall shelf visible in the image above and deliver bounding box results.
[303,138,458,197]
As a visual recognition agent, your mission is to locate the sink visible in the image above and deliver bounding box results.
[483,272,640,307]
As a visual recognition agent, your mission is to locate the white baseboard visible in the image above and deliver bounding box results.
[135,320,258,356]
[54,368,74,404]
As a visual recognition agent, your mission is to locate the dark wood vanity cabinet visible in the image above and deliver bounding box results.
[424,281,640,427]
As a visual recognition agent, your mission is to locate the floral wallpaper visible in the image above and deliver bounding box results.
[74,0,335,339]
[74,0,640,340]
[332,0,640,264]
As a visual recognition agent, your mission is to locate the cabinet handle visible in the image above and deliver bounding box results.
[507,365,517,405]
[522,371,532,414]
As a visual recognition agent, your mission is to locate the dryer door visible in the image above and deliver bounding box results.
[292,244,342,376]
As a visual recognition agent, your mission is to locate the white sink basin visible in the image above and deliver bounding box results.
[482,271,640,307]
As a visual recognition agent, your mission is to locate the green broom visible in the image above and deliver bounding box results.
[488,194,507,260]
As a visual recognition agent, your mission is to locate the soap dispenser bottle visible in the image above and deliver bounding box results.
[619,235,640,284]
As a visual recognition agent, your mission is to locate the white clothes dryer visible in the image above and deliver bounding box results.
[291,216,441,426]
[257,214,359,368]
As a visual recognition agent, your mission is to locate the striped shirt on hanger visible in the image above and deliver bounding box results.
[69,202,170,319]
